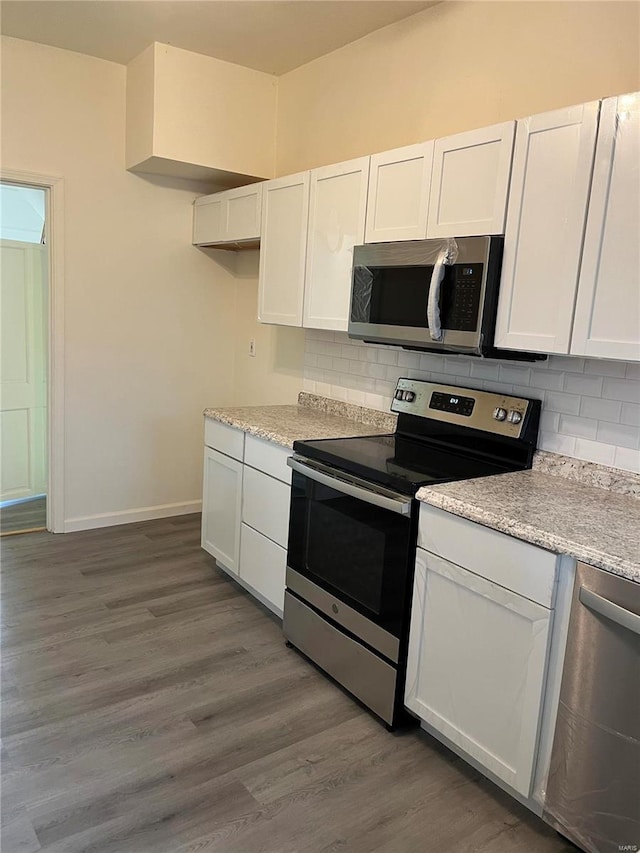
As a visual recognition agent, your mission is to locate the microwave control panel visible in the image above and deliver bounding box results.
[446,264,483,331]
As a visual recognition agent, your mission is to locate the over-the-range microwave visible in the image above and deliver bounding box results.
[348,236,543,360]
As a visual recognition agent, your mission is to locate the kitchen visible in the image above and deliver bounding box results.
[1,2,639,852]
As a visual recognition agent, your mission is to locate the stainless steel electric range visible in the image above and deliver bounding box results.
[283,378,541,728]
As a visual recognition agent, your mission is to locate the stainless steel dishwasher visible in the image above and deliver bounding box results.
[544,561,640,853]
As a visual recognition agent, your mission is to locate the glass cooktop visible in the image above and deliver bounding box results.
[292,433,514,497]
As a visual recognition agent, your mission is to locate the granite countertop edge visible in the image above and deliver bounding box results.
[419,489,639,583]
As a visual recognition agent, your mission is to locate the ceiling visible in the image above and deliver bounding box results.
[0,0,439,75]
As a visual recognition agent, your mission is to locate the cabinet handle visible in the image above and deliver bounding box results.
[579,585,640,636]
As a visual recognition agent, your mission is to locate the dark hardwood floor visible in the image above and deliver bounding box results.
[0,514,575,853]
[0,497,46,536]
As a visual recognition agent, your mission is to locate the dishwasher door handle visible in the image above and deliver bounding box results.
[579,585,640,636]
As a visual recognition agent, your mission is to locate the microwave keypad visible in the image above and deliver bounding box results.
[447,265,483,331]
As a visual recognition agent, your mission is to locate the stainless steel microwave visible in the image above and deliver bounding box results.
[348,236,504,357]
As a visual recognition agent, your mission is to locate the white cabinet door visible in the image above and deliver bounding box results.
[193,184,262,246]
[193,195,224,245]
[201,447,243,575]
[365,142,433,243]
[303,157,369,331]
[405,549,553,798]
[571,93,640,361]
[225,183,262,242]
[258,172,310,326]
[494,102,599,354]
[239,523,287,615]
[427,122,515,238]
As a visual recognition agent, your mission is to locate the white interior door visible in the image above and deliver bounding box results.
[0,240,47,501]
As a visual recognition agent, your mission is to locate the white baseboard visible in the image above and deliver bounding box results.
[63,500,202,533]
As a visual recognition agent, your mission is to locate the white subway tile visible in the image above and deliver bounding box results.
[584,359,627,377]
[364,392,386,411]
[376,348,399,366]
[558,414,598,440]
[305,353,318,368]
[398,351,421,369]
[499,364,531,385]
[347,360,366,376]
[332,357,350,373]
[602,378,640,403]
[325,342,344,357]
[445,357,470,376]
[579,397,622,423]
[346,388,365,406]
[315,381,331,398]
[540,411,560,433]
[367,363,387,380]
[420,353,444,372]
[539,432,576,455]
[563,372,603,397]
[375,380,395,398]
[548,355,584,372]
[307,368,324,382]
[613,446,640,474]
[317,355,333,370]
[330,385,349,402]
[512,385,545,402]
[621,403,640,427]
[529,369,565,391]
[544,391,581,415]
[302,378,315,393]
[574,438,616,466]
[359,377,377,394]
[625,362,640,380]
[470,361,501,381]
[596,421,640,450]
[386,366,402,383]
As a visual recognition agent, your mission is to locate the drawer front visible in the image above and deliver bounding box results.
[418,504,557,607]
[244,434,292,484]
[242,466,290,547]
[204,419,244,461]
[239,524,286,614]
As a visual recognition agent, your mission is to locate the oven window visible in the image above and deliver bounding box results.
[287,473,413,635]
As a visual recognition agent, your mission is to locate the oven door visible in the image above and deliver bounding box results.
[286,456,415,662]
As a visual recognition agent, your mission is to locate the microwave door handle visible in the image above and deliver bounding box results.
[427,247,448,341]
[287,457,412,516]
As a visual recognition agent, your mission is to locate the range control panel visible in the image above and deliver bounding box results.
[391,377,533,439]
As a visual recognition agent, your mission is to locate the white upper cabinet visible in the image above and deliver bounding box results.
[258,172,310,326]
[571,92,640,361]
[365,142,434,243]
[193,183,262,246]
[426,122,515,238]
[495,102,599,354]
[303,157,370,331]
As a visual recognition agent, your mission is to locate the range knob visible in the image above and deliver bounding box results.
[493,407,507,421]
[403,391,416,402]
[507,410,523,424]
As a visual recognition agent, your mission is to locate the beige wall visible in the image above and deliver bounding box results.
[0,36,242,528]
[276,1,640,173]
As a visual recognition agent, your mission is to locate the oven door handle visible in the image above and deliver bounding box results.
[579,585,640,636]
[287,457,412,516]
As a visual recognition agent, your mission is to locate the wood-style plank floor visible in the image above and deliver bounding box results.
[1,514,575,853]
[1,497,47,536]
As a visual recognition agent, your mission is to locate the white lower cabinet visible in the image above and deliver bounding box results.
[239,524,287,614]
[202,421,291,616]
[201,446,243,575]
[406,539,555,799]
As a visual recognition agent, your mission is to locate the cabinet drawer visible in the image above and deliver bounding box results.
[418,504,557,607]
[242,466,290,548]
[204,419,244,461]
[239,524,286,615]
[244,434,292,484]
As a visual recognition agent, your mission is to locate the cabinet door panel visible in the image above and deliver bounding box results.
[242,466,290,548]
[258,172,310,326]
[405,549,552,797]
[201,447,242,575]
[365,142,433,243]
[193,196,224,245]
[225,184,262,242]
[427,122,515,238]
[303,157,369,331]
[572,93,640,361]
[495,103,599,354]
[239,523,286,615]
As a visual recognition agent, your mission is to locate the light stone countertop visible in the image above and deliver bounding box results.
[417,470,640,583]
[204,393,396,449]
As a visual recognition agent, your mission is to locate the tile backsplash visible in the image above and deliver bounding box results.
[302,330,640,474]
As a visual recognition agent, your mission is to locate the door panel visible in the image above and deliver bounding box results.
[201,446,243,574]
[572,92,640,360]
[0,240,47,500]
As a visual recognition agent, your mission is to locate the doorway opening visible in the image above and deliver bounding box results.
[0,182,48,535]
